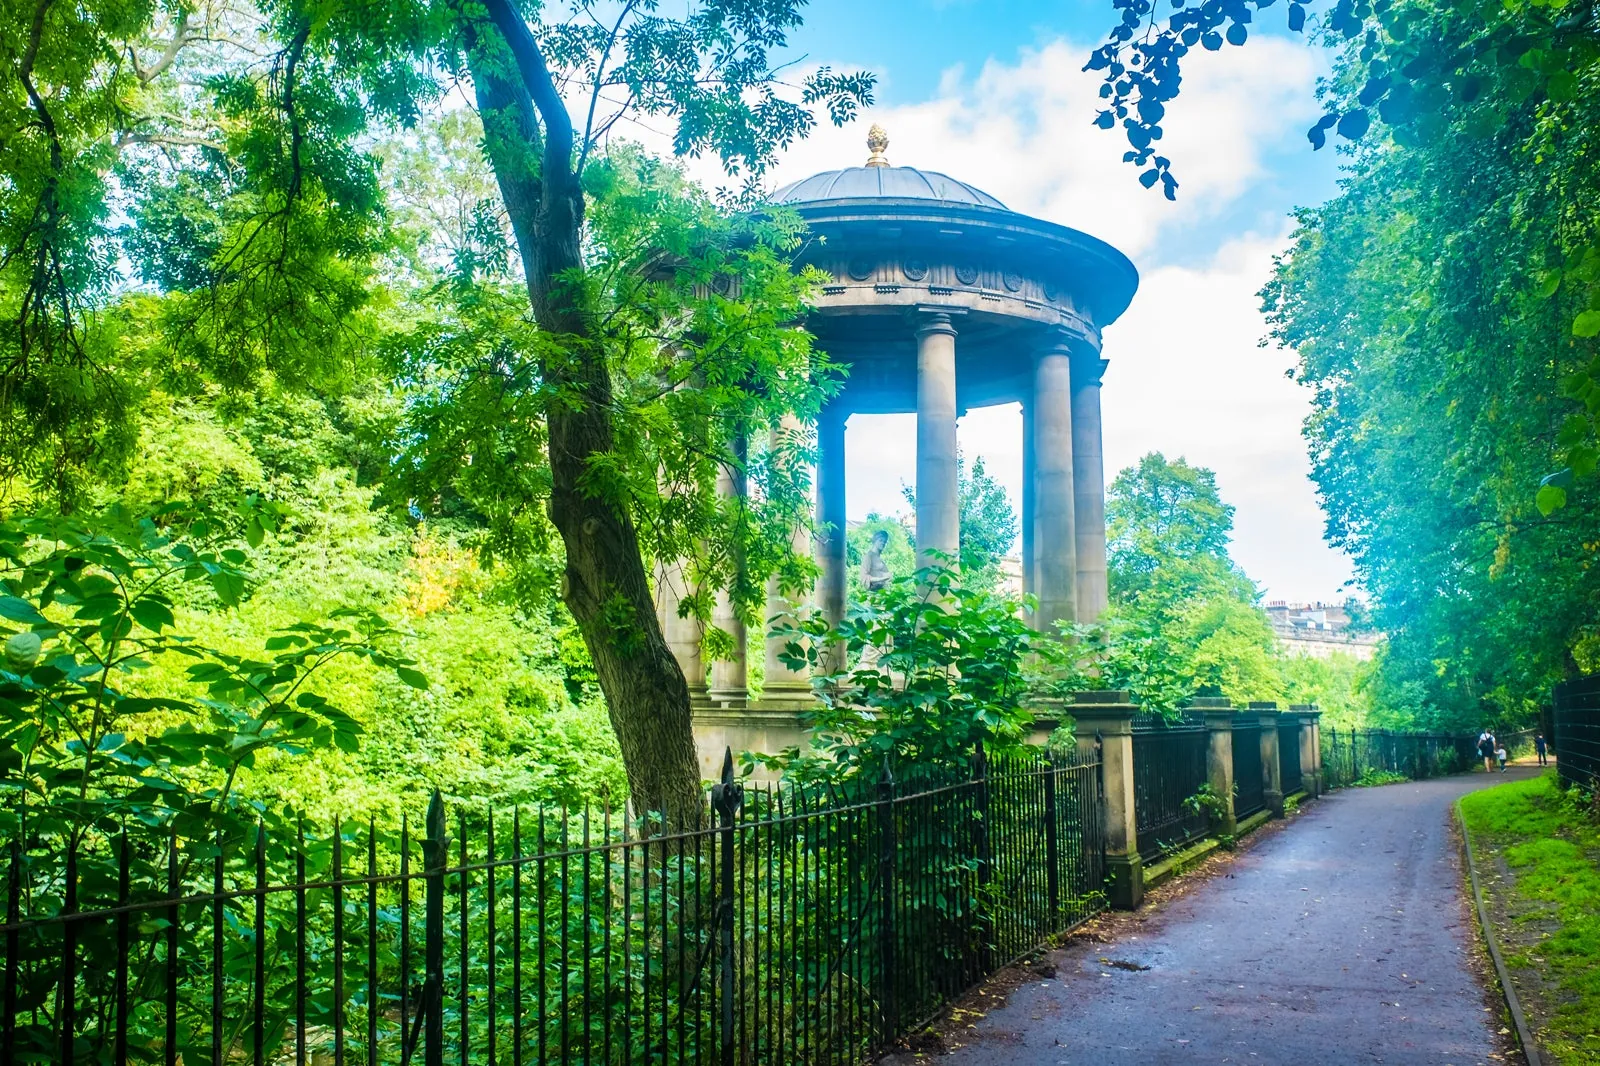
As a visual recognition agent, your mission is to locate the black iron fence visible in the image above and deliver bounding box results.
[1277,721,1303,796]
[1232,718,1265,819]
[1131,714,1209,862]
[1554,675,1600,791]
[1319,729,1476,788]
[1,748,1105,1066]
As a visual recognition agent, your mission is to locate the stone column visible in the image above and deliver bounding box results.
[915,311,960,570]
[763,415,814,708]
[1072,691,1143,909]
[708,442,748,707]
[1021,400,1035,600]
[1292,706,1321,797]
[1031,332,1078,632]
[816,406,848,672]
[1070,348,1110,622]
[1195,696,1237,838]
[655,559,706,700]
[1252,702,1284,817]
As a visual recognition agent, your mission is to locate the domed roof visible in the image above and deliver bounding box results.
[771,166,1006,209]
[770,124,1007,209]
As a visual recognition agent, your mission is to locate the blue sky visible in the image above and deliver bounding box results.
[681,0,1355,603]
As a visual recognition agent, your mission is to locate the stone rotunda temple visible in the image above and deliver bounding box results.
[676,125,1141,775]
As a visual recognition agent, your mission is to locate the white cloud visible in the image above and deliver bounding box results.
[1099,232,1355,602]
[755,36,1324,256]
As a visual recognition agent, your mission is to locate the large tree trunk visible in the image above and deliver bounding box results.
[468,17,706,830]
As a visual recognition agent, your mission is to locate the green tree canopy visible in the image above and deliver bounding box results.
[1094,453,1285,712]
[1,0,877,827]
[1106,452,1250,613]
[1091,0,1600,728]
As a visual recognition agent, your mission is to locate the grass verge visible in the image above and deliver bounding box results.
[1459,772,1600,1063]
[1352,768,1409,787]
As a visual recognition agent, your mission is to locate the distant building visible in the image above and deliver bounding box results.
[998,554,1023,599]
[1266,600,1382,661]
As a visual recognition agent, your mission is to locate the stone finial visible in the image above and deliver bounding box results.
[865,123,890,168]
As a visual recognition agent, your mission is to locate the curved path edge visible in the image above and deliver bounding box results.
[1455,796,1541,1066]
[883,769,1540,1066]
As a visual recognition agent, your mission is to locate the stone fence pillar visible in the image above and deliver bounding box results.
[1292,706,1323,797]
[1071,691,1142,910]
[1251,702,1284,818]
[1192,696,1236,838]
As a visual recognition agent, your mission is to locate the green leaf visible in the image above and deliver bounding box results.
[0,596,46,624]
[1574,310,1600,338]
[1535,271,1562,299]
[210,570,246,606]
[245,516,265,548]
[129,597,175,634]
[1535,484,1567,515]
[1336,109,1371,140]
[1557,414,1590,447]
[395,666,429,690]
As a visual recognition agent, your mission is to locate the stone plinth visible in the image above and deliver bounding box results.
[1250,701,1285,818]
[1070,690,1142,909]
[1191,696,1237,838]
[691,704,809,782]
[1291,705,1323,797]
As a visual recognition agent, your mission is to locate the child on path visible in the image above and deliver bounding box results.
[1496,744,1508,772]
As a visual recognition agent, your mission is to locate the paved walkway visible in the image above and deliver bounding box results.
[887,768,1541,1066]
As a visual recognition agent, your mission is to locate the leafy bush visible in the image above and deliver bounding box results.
[762,560,1058,780]
[0,505,425,1063]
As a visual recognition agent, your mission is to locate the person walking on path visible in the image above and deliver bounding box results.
[1535,733,1549,767]
[1496,743,1508,772]
[1478,729,1497,772]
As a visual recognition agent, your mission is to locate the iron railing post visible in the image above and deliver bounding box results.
[877,759,898,1039]
[4,837,21,1066]
[59,838,77,1066]
[1043,757,1061,919]
[1094,730,1108,880]
[423,791,447,1066]
[712,749,743,1066]
[974,741,992,971]
[115,830,131,1066]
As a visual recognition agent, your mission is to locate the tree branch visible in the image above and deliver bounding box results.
[480,0,575,183]
[136,12,191,84]
[577,0,637,175]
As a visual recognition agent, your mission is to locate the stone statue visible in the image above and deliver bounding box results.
[860,528,893,592]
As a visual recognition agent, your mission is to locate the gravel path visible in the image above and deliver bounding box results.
[885,769,1540,1066]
